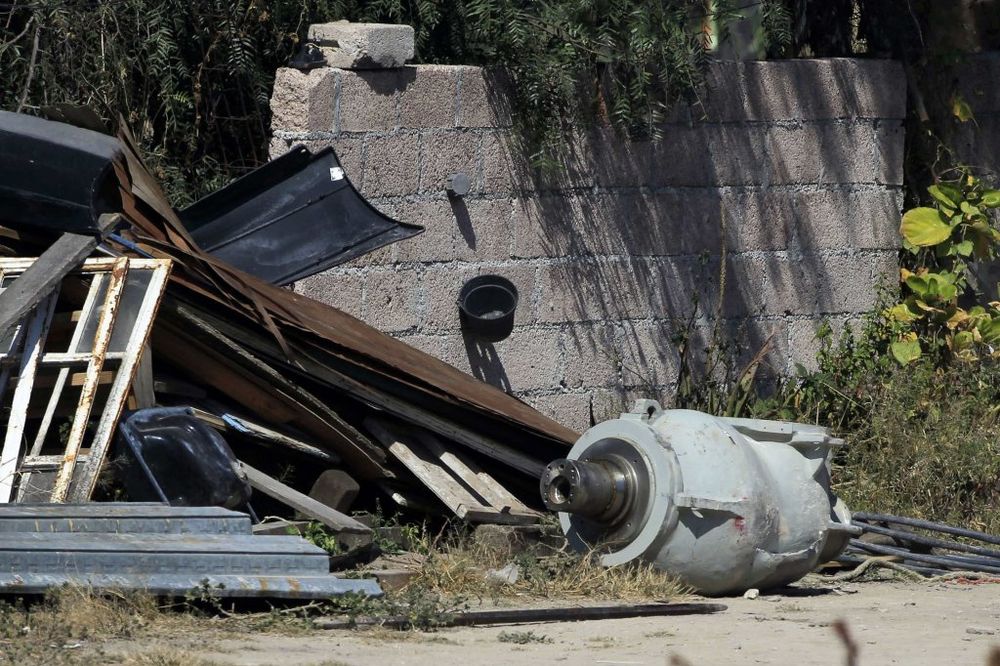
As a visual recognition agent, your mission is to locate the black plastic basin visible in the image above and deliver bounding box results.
[458,275,518,342]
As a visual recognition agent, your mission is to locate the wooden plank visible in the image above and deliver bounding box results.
[0,214,118,337]
[0,295,57,502]
[51,257,129,503]
[130,344,156,409]
[239,461,370,535]
[71,260,172,501]
[366,418,505,523]
[415,430,539,523]
[0,351,127,367]
[220,413,340,464]
[175,303,545,478]
[32,370,114,389]
[0,257,165,274]
[159,304,388,479]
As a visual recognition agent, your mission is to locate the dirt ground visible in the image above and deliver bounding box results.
[90,577,1000,666]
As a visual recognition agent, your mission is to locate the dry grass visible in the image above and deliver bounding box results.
[385,527,689,603]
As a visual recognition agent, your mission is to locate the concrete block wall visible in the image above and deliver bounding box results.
[269,58,906,433]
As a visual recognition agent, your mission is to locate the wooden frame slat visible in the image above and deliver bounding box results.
[0,294,57,502]
[50,258,129,503]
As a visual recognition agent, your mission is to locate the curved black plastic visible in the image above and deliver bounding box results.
[0,110,122,235]
[180,145,424,285]
[458,274,518,342]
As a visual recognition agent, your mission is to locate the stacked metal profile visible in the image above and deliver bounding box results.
[0,503,382,599]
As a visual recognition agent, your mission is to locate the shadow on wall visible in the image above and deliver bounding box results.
[468,60,904,418]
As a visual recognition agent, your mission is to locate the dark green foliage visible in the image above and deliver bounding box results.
[1,1,791,202]
[1,0,343,206]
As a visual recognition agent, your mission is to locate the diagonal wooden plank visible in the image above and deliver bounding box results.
[51,258,129,503]
[0,294,57,502]
[0,214,118,337]
[365,418,510,523]
[70,260,172,501]
[414,429,539,522]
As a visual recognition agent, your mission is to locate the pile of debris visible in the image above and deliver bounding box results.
[0,109,576,599]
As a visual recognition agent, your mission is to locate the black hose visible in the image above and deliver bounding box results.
[838,550,948,577]
[849,539,1000,574]
[855,522,1000,560]
[853,513,1000,546]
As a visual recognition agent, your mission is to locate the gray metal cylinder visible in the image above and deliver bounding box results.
[540,400,857,595]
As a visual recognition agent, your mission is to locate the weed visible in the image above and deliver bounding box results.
[497,630,552,644]
[299,522,344,555]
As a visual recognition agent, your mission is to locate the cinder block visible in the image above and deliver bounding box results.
[269,136,292,159]
[480,131,524,194]
[789,188,902,251]
[537,258,660,323]
[874,119,905,186]
[453,197,514,261]
[425,328,560,393]
[398,65,459,128]
[457,67,514,128]
[522,392,592,433]
[306,470,360,513]
[737,59,906,122]
[269,67,335,133]
[421,263,482,331]
[763,253,883,315]
[293,269,365,319]
[787,316,857,372]
[362,266,421,332]
[418,130,481,194]
[721,189,794,252]
[362,133,419,197]
[617,323,681,389]
[393,198,463,262]
[336,69,404,132]
[291,136,365,185]
[563,324,619,389]
[309,21,414,69]
[766,122,880,185]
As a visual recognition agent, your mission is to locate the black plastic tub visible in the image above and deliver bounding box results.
[458,275,518,342]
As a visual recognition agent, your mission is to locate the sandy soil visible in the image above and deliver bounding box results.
[100,578,1000,665]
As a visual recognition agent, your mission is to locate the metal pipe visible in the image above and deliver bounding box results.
[540,458,630,522]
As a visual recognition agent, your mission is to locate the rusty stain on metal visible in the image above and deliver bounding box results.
[51,257,129,503]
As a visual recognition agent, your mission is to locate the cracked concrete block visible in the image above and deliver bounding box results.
[309,21,414,69]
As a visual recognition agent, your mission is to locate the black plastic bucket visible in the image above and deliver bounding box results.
[457,275,518,342]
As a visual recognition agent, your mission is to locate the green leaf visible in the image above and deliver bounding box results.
[928,184,959,208]
[955,239,975,256]
[904,275,929,297]
[952,93,975,122]
[890,336,922,365]
[961,201,982,217]
[982,190,1000,208]
[886,303,919,323]
[900,207,952,246]
[953,330,975,350]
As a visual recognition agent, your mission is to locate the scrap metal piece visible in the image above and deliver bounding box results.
[0,533,330,575]
[0,503,251,534]
[0,573,381,599]
[541,401,854,595]
[179,145,423,285]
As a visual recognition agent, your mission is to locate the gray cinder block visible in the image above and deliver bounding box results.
[309,21,415,69]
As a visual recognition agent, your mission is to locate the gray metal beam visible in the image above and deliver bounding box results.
[0,504,251,534]
[0,573,381,599]
[0,533,330,575]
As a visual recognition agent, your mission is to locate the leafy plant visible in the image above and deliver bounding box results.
[888,172,1000,364]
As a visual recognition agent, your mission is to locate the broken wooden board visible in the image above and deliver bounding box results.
[0,257,172,503]
[239,461,370,536]
[366,418,539,525]
[0,213,118,337]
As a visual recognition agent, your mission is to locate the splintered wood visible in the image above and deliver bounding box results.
[366,418,540,525]
[0,257,171,503]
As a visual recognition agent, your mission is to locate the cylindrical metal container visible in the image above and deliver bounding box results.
[540,400,856,595]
